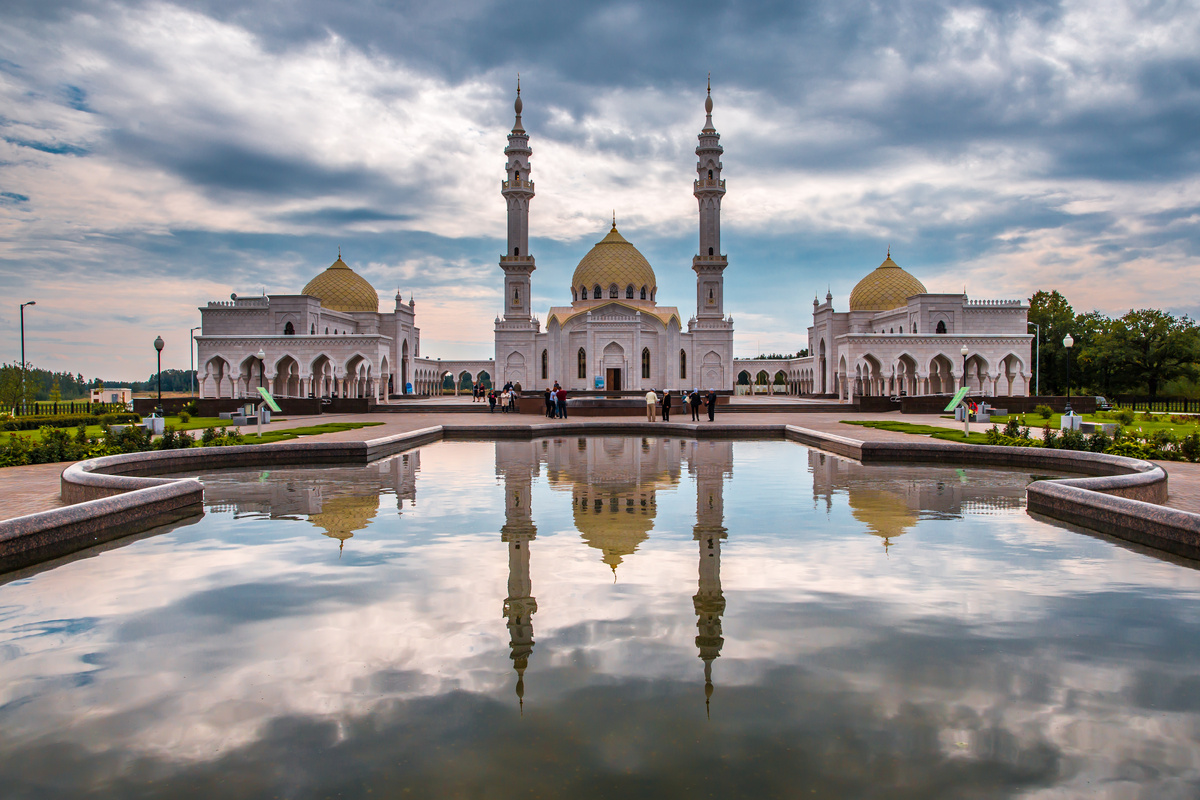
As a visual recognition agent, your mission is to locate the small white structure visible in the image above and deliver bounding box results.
[91,387,132,404]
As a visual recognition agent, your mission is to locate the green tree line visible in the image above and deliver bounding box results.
[1029,291,1199,398]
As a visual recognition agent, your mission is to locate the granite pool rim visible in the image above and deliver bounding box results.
[0,421,1191,573]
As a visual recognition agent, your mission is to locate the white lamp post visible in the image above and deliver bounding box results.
[960,343,970,436]
[1063,334,1074,416]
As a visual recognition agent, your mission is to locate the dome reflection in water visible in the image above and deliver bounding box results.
[1,438,1199,798]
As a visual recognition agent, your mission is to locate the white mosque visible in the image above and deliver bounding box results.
[194,83,1032,402]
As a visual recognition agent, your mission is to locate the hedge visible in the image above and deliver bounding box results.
[0,412,141,432]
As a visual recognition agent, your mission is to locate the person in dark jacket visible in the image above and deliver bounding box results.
[662,389,672,422]
[689,390,701,421]
[705,390,717,421]
[544,388,554,418]
[488,391,497,412]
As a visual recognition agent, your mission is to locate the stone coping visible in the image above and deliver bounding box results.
[0,421,1191,575]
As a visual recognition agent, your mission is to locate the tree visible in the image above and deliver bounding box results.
[1110,309,1200,398]
[49,377,61,403]
[1028,290,1076,395]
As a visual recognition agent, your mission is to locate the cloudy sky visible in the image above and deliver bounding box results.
[2,0,1198,378]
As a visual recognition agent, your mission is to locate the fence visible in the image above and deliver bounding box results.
[8,401,128,417]
[1116,396,1200,413]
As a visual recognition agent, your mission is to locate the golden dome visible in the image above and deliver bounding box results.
[302,255,380,313]
[848,489,918,541]
[848,253,927,312]
[570,224,656,299]
[309,494,380,545]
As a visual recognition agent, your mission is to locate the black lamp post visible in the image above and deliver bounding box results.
[19,300,35,413]
[153,335,164,416]
[1063,333,1074,415]
[960,343,969,392]
[256,348,266,390]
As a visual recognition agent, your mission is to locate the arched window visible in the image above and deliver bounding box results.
[593,285,602,300]
[310,324,315,334]
[708,169,713,179]
[541,349,548,380]
[609,284,618,298]
[514,247,519,256]
[572,289,577,301]
[577,347,586,379]
[626,285,634,299]
[513,286,520,305]
[936,320,947,334]
[708,247,714,256]
[913,325,917,333]
[641,347,650,379]
[514,170,520,180]
[325,327,329,334]
[640,286,647,300]
[580,285,587,300]
[680,349,687,379]
[284,321,295,335]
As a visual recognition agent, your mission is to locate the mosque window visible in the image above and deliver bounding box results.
[514,170,520,180]
[593,285,601,300]
[541,349,548,380]
[580,285,587,299]
[936,320,947,334]
[513,286,520,305]
[708,169,713,179]
[640,286,647,300]
[325,327,329,334]
[626,285,634,299]
[572,289,577,302]
[310,324,315,334]
[609,284,618,298]
[577,347,586,379]
[641,348,651,379]
[680,349,687,379]
[284,322,295,335]
[708,247,714,256]
[514,247,519,256]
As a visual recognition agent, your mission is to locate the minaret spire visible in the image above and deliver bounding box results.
[499,79,536,321]
[693,77,729,320]
[500,442,538,714]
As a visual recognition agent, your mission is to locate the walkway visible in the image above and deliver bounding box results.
[3,409,1199,519]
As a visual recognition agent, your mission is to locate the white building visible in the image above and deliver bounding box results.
[493,83,735,391]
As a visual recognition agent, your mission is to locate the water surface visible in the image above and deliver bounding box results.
[1,437,1198,798]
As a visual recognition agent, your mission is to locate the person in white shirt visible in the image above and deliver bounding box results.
[645,389,658,422]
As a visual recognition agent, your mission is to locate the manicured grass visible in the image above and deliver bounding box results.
[842,419,991,445]
[239,421,384,444]
[1,418,372,446]
[982,412,1200,437]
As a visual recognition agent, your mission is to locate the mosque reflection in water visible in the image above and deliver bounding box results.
[495,436,732,712]
[197,437,1037,712]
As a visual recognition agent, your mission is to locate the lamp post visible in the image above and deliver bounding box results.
[960,343,970,436]
[190,326,200,397]
[153,335,164,416]
[1063,334,1074,416]
[1027,321,1040,397]
[255,348,266,437]
[19,301,35,414]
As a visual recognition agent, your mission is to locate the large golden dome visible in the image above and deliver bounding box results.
[302,254,379,313]
[848,253,927,312]
[571,224,657,298]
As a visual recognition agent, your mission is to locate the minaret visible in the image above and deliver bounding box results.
[692,441,731,717]
[500,79,536,321]
[499,442,538,711]
[693,77,728,319]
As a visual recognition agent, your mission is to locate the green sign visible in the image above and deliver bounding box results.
[257,386,282,413]
[943,387,969,412]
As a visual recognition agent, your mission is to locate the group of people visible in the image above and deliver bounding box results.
[644,388,718,422]
[542,384,569,418]
[479,381,518,413]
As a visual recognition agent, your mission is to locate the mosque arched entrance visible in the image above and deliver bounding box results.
[603,341,625,390]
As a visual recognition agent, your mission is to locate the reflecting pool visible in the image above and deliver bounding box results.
[2,437,1200,798]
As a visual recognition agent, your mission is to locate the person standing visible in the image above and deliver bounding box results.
[556,386,568,419]
[544,387,554,418]
[488,390,497,413]
[662,389,671,422]
[690,390,701,421]
[645,388,658,422]
[705,390,717,421]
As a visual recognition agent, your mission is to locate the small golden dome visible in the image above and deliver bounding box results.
[570,224,657,299]
[848,253,927,312]
[309,494,380,544]
[302,255,380,313]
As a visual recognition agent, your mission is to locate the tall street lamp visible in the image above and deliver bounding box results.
[19,300,35,413]
[1027,321,1040,397]
[1063,334,1074,416]
[153,335,165,416]
[190,326,200,397]
[256,348,266,390]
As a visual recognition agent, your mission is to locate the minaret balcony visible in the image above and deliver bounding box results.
[502,179,535,191]
[499,254,536,266]
[693,254,728,266]
[693,178,726,190]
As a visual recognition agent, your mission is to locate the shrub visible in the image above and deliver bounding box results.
[1003,417,1022,438]
[1087,429,1113,453]
[0,412,139,432]
[181,400,199,417]
[178,411,191,423]
[1041,425,1058,448]
[1035,404,1053,419]
[1116,408,1135,426]
[1058,428,1088,451]
[1181,433,1200,463]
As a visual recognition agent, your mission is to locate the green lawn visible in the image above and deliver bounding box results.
[981,412,1200,438]
[842,420,991,445]
[1,418,378,445]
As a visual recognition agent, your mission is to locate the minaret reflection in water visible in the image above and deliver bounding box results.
[494,437,734,716]
[498,443,538,712]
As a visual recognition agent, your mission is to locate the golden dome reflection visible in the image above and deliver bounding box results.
[301,254,380,313]
[847,252,927,312]
[308,494,380,550]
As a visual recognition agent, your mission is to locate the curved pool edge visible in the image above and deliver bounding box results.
[0,421,1192,573]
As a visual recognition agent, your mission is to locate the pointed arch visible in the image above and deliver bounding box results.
[641,347,651,379]
[577,346,587,379]
[680,349,687,379]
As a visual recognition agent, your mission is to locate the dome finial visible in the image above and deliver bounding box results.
[612,210,616,230]
[337,246,341,260]
[704,74,714,117]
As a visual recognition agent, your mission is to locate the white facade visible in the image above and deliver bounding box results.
[493,84,735,392]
